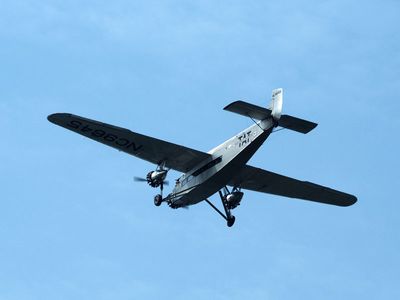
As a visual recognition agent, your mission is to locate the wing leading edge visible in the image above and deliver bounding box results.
[229,165,357,206]
[48,113,210,173]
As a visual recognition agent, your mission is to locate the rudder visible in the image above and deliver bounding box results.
[268,88,283,120]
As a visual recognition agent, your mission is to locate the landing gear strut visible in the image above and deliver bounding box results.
[150,162,168,207]
[205,186,238,227]
[153,180,165,207]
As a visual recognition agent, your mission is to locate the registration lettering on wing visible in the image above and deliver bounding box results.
[67,120,143,152]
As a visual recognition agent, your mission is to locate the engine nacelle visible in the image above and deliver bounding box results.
[225,191,244,209]
[146,170,167,188]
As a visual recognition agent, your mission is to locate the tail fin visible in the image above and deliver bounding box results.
[268,88,283,120]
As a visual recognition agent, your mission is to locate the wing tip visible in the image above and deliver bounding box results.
[223,100,243,111]
[310,122,318,130]
[47,113,71,124]
[47,113,57,123]
[339,195,358,207]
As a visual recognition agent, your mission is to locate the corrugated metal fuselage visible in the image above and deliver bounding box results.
[166,119,274,207]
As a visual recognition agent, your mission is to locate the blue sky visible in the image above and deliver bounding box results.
[1,0,399,299]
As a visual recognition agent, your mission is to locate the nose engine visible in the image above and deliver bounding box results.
[225,191,244,209]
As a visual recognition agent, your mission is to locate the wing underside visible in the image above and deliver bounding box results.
[229,165,357,206]
[48,113,210,173]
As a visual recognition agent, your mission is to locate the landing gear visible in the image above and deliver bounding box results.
[219,190,235,227]
[152,163,168,207]
[205,186,242,227]
[134,161,170,207]
[154,194,162,206]
[227,215,235,227]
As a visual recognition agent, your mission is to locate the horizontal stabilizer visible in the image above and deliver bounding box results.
[224,101,272,120]
[224,100,317,134]
[279,115,318,134]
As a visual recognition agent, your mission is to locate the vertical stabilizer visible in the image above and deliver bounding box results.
[269,88,283,120]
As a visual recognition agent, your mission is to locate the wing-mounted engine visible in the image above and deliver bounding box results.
[204,186,243,227]
[134,162,170,206]
[134,169,168,188]
[146,170,167,188]
[226,190,244,209]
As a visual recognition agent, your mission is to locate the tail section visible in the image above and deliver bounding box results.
[223,88,318,134]
[279,114,318,134]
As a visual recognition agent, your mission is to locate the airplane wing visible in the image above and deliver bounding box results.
[48,113,210,173]
[228,165,357,206]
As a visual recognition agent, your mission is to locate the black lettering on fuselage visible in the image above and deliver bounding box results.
[238,130,252,147]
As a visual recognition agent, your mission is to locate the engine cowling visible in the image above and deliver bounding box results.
[226,191,244,209]
[146,170,167,187]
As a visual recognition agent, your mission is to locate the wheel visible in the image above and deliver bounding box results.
[227,216,235,227]
[154,194,162,206]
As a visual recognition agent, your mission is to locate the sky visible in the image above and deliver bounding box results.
[0,0,399,299]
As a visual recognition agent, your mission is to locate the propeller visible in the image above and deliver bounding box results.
[133,176,147,182]
[133,176,169,185]
[134,163,170,198]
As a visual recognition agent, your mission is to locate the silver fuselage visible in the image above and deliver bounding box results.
[166,118,274,207]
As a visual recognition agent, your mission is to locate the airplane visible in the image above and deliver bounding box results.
[48,88,357,227]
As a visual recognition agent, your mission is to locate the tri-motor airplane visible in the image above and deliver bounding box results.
[48,88,357,227]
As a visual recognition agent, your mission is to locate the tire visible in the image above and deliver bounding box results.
[154,194,162,206]
[227,216,235,227]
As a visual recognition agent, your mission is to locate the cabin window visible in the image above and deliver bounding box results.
[192,156,222,177]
